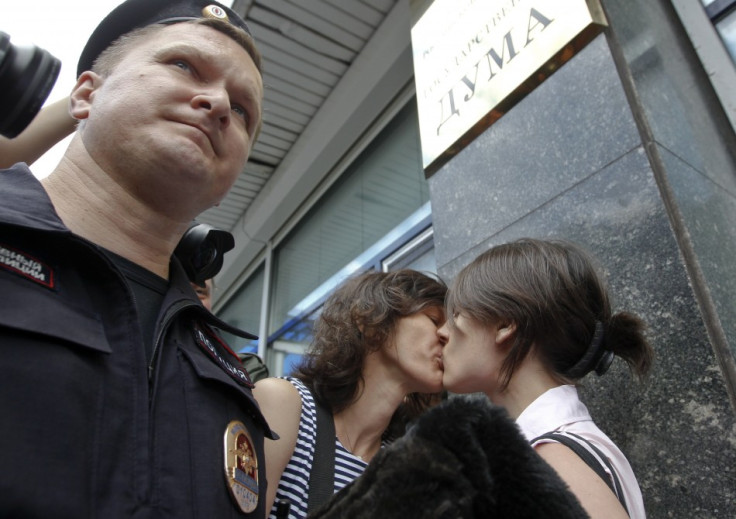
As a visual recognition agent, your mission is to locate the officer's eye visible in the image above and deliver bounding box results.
[172,59,191,71]
[231,104,246,119]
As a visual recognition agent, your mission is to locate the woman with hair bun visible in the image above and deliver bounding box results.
[438,238,653,519]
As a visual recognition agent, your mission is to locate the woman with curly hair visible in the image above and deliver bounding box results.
[439,238,654,519]
[253,269,447,519]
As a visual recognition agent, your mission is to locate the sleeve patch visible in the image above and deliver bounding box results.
[0,243,55,289]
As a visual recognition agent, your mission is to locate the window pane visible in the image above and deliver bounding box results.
[394,246,436,273]
[282,353,304,376]
[716,10,736,61]
[217,265,265,353]
[381,228,437,273]
[269,102,428,334]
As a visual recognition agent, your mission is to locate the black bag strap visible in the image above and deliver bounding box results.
[307,396,336,514]
[532,432,629,516]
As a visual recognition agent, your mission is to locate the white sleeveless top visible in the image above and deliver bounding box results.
[516,385,647,519]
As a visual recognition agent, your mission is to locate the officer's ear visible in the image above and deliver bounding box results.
[69,71,104,121]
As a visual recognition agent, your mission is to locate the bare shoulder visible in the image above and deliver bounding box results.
[253,377,305,512]
[253,377,303,429]
[535,442,629,519]
[254,377,301,405]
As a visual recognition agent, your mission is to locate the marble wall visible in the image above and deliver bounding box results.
[602,0,736,398]
[428,25,736,519]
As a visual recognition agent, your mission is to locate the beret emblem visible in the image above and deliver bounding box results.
[202,5,229,22]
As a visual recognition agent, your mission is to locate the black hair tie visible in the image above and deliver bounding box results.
[565,321,613,378]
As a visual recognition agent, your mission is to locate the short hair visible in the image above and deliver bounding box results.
[91,18,262,77]
[446,238,653,389]
[293,269,447,418]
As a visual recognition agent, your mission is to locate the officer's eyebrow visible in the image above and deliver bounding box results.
[152,42,209,63]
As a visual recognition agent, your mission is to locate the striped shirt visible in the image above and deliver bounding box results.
[268,377,368,519]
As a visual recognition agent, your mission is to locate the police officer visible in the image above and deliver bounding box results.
[0,1,274,517]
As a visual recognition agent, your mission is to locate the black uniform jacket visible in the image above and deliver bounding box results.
[0,164,275,519]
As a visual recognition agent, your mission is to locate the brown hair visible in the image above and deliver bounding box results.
[91,18,262,77]
[446,238,653,389]
[293,269,447,421]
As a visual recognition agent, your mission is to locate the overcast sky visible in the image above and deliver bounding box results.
[3,1,126,176]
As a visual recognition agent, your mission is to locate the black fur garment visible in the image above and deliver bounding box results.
[309,395,589,519]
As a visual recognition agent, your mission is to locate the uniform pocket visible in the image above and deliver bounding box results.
[0,275,111,517]
[178,343,269,431]
[143,339,270,518]
[0,274,110,353]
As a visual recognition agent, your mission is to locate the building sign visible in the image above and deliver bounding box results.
[411,0,607,174]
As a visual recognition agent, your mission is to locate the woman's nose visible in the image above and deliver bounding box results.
[437,322,449,344]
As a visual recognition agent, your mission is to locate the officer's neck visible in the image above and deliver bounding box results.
[42,140,188,280]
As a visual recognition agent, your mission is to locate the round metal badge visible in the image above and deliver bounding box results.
[202,5,230,22]
[224,420,259,513]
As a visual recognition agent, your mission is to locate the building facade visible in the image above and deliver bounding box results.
[207,1,736,516]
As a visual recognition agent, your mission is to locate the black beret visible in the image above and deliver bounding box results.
[77,0,252,76]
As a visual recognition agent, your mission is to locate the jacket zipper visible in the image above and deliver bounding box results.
[148,299,199,383]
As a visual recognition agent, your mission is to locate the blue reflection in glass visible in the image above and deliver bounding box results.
[283,354,303,376]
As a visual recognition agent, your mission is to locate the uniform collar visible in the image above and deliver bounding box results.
[0,164,69,233]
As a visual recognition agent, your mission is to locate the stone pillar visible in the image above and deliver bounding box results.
[425,0,736,516]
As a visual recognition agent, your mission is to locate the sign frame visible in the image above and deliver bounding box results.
[411,0,608,175]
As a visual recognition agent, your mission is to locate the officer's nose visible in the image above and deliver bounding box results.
[192,89,230,129]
